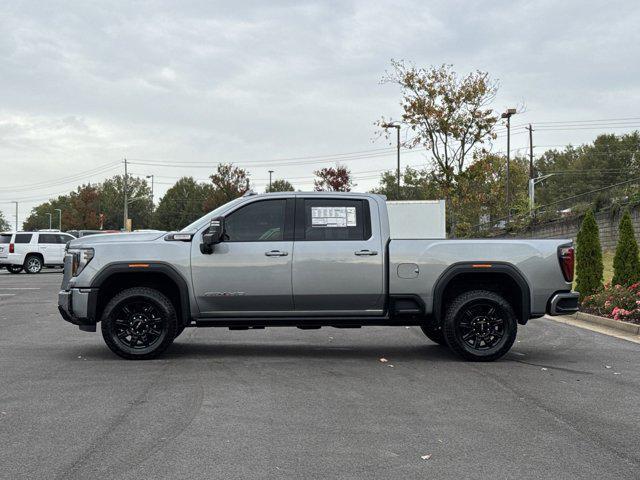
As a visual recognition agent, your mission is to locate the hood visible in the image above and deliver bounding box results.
[68,231,166,248]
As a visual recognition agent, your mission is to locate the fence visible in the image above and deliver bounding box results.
[469,177,640,249]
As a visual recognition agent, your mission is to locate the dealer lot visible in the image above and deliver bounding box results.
[1,270,639,480]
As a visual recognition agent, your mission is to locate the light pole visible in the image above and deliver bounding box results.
[382,122,401,199]
[12,201,18,231]
[54,208,62,231]
[268,170,274,191]
[146,175,154,203]
[45,213,52,230]
[501,108,517,222]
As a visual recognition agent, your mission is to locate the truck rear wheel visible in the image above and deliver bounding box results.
[24,255,42,274]
[443,290,517,362]
[101,287,177,360]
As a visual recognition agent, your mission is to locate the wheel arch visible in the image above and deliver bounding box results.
[432,262,531,325]
[89,262,191,327]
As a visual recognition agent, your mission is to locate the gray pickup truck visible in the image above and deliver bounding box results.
[58,191,578,361]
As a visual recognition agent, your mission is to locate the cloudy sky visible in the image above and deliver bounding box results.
[2,0,640,228]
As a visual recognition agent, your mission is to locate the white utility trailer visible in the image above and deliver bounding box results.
[386,200,446,239]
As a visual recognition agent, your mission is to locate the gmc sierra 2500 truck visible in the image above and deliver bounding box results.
[58,191,579,361]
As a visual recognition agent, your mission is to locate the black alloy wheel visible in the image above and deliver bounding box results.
[101,287,177,360]
[7,265,23,274]
[443,290,517,362]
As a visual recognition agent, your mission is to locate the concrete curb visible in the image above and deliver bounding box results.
[571,311,640,335]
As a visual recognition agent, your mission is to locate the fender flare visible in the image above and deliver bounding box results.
[432,262,531,324]
[89,261,192,325]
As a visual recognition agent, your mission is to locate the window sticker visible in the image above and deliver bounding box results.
[311,206,357,228]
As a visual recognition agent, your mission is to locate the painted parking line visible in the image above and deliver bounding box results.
[0,287,41,290]
[0,294,16,297]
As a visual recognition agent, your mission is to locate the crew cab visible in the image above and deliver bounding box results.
[57,192,579,361]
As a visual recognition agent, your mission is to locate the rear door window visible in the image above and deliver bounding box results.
[56,234,73,244]
[296,199,370,241]
[14,234,33,244]
[38,234,58,244]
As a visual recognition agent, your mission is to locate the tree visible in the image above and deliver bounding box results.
[202,163,249,212]
[575,209,603,299]
[314,165,354,192]
[378,61,499,192]
[22,176,153,231]
[454,153,529,236]
[371,166,440,201]
[100,175,153,230]
[612,209,640,286]
[154,177,209,231]
[0,211,10,231]
[266,179,294,193]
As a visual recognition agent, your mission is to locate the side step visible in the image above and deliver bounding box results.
[193,314,427,328]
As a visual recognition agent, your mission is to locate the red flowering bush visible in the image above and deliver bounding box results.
[581,282,640,324]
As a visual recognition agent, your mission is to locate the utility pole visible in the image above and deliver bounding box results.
[268,170,274,191]
[46,213,52,230]
[123,158,128,230]
[527,124,534,179]
[146,175,154,203]
[381,122,401,199]
[501,108,517,223]
[54,208,62,231]
[12,201,18,231]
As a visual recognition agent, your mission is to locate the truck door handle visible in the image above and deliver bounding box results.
[265,250,288,257]
[354,249,378,256]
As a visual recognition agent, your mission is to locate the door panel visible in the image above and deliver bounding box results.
[192,241,294,315]
[191,198,295,316]
[37,234,60,264]
[292,198,385,314]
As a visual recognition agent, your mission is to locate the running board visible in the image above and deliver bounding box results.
[192,315,427,328]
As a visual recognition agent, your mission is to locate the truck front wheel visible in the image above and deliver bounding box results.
[101,287,177,360]
[443,290,517,362]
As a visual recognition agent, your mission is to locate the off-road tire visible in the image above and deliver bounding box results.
[443,290,517,362]
[101,287,177,360]
[420,323,446,345]
[7,265,22,274]
[24,255,43,274]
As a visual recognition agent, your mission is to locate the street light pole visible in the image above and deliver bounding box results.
[12,201,18,232]
[46,213,52,230]
[146,175,154,203]
[382,122,401,199]
[123,158,128,231]
[54,208,62,231]
[501,108,517,223]
[268,170,274,191]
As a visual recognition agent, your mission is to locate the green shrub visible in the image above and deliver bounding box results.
[575,209,603,299]
[612,210,640,286]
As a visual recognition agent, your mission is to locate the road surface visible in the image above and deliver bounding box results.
[1,270,639,479]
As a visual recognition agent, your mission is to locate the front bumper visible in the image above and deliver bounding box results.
[58,288,97,331]
[548,291,580,315]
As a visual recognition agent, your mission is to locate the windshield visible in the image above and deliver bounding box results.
[180,197,246,232]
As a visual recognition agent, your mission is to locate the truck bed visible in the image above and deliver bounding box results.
[389,238,572,317]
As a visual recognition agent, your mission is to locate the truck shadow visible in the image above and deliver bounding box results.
[165,341,459,362]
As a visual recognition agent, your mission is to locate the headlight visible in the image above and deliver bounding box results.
[68,248,94,277]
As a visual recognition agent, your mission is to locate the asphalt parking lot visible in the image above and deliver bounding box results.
[1,270,639,480]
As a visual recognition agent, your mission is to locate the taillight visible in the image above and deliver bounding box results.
[9,243,14,254]
[559,246,574,282]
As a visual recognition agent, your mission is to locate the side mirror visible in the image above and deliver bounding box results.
[200,217,224,254]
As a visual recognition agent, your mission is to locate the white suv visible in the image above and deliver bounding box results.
[0,231,75,274]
